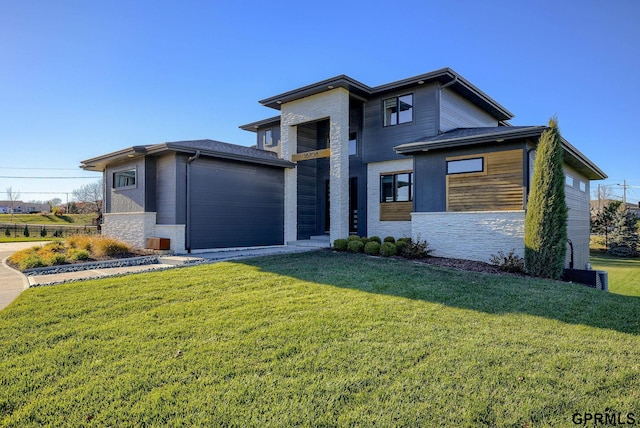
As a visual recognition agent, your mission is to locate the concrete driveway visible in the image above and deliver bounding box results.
[0,241,49,310]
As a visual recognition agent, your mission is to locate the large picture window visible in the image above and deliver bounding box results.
[383,94,413,126]
[380,172,413,202]
[113,169,136,188]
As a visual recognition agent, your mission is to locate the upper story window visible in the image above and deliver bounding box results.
[380,172,413,202]
[447,157,484,175]
[263,129,274,147]
[349,132,357,156]
[383,94,413,126]
[565,173,575,187]
[113,169,136,189]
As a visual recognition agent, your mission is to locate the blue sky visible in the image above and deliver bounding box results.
[1,0,639,204]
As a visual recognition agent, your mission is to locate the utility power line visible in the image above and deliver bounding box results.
[0,176,95,179]
[0,166,81,171]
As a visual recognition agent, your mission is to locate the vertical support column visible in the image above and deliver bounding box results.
[280,123,298,244]
[281,87,350,244]
[329,91,350,243]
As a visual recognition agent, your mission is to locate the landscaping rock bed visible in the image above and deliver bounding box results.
[23,255,160,276]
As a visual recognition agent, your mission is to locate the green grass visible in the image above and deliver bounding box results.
[0,237,57,243]
[1,251,639,426]
[590,250,640,297]
[0,213,95,225]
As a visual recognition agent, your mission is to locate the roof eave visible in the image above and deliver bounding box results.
[239,115,282,132]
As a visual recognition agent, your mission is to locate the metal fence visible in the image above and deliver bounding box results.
[0,223,98,239]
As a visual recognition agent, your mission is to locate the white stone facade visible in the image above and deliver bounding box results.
[366,159,413,239]
[280,88,350,243]
[102,212,186,254]
[412,211,526,263]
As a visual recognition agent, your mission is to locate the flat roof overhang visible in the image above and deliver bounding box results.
[395,126,607,180]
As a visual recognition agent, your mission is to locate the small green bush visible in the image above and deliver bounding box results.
[347,240,364,253]
[40,227,47,237]
[395,238,410,254]
[347,235,361,242]
[364,241,380,256]
[23,225,30,237]
[17,253,46,270]
[5,227,10,237]
[383,236,395,243]
[368,236,381,244]
[380,242,398,257]
[490,250,525,273]
[360,237,370,245]
[43,253,67,266]
[333,239,348,251]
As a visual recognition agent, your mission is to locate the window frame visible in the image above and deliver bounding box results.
[380,171,413,203]
[263,128,274,147]
[113,168,137,189]
[446,157,485,175]
[348,132,357,156]
[383,93,414,127]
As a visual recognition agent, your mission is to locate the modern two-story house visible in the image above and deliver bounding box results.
[81,68,606,268]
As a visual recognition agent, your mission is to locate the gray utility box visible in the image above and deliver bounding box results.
[562,269,608,291]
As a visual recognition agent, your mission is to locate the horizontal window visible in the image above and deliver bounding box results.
[380,172,413,202]
[447,157,484,174]
[383,94,413,126]
[113,169,136,188]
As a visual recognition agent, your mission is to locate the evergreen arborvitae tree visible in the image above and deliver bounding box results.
[607,204,639,257]
[525,117,568,279]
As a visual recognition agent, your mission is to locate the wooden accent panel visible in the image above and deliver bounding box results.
[292,148,331,162]
[447,149,524,212]
[380,202,412,221]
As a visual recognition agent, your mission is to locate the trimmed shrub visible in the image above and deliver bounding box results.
[360,237,370,245]
[40,227,47,237]
[383,236,395,243]
[380,242,398,257]
[23,225,30,237]
[5,227,10,237]
[525,117,568,279]
[490,250,525,273]
[395,238,409,254]
[364,241,381,256]
[347,240,364,253]
[347,235,361,242]
[368,236,381,244]
[333,239,348,251]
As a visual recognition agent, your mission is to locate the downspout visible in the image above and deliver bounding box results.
[185,150,201,253]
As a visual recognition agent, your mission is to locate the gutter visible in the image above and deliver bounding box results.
[185,150,201,253]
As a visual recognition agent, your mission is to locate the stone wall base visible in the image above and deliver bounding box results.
[412,211,525,263]
[102,212,186,254]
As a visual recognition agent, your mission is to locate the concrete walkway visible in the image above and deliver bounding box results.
[0,242,326,311]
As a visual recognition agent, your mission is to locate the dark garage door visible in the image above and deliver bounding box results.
[189,158,285,249]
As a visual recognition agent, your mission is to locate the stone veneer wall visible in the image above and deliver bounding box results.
[102,212,186,254]
[412,211,525,263]
[280,88,350,243]
[366,159,413,239]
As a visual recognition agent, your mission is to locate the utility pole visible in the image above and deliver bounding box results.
[617,179,630,205]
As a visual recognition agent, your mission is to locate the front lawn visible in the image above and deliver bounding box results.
[590,250,640,297]
[1,251,638,426]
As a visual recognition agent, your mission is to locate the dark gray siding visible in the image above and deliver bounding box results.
[188,157,284,249]
[413,141,526,212]
[257,125,281,150]
[363,84,438,164]
[155,154,178,224]
[106,159,146,213]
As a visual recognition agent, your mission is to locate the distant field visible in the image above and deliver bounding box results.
[0,213,95,225]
